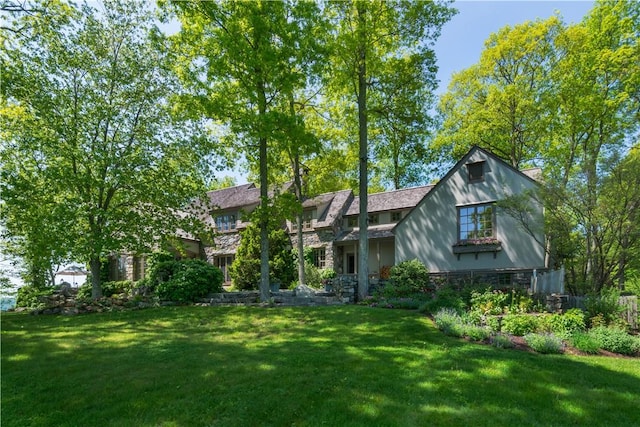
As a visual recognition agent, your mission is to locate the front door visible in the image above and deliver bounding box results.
[346,253,356,274]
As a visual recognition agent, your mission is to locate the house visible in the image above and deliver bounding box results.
[394,146,547,285]
[115,146,546,289]
[335,185,432,279]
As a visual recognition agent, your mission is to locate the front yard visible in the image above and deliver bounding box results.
[2,306,639,426]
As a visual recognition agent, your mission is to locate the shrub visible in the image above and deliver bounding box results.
[418,287,466,315]
[585,287,625,327]
[464,324,491,342]
[588,326,640,356]
[303,262,322,289]
[433,308,465,337]
[229,224,296,290]
[524,333,564,354]
[384,259,432,298]
[491,333,514,349]
[501,314,540,336]
[569,331,601,354]
[156,259,224,303]
[485,316,502,332]
[16,285,53,308]
[470,288,508,315]
[541,309,586,338]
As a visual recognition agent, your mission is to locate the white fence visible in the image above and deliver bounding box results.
[531,267,565,294]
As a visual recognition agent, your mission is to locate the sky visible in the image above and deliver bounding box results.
[434,0,594,94]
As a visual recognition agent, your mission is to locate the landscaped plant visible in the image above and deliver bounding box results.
[588,326,640,356]
[524,333,564,354]
[569,331,601,354]
[490,333,515,349]
[539,308,586,338]
[77,280,134,300]
[384,259,432,298]
[16,285,53,308]
[433,308,465,337]
[418,286,466,315]
[464,324,492,342]
[470,288,508,315]
[501,314,541,336]
[585,286,625,327]
[155,259,224,303]
[229,224,296,290]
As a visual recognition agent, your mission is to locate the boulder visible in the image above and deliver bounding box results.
[294,284,316,298]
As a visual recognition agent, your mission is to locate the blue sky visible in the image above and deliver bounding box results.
[435,0,594,93]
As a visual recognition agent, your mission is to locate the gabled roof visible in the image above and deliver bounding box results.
[305,189,353,228]
[207,183,258,210]
[206,182,294,211]
[345,185,434,216]
[394,145,540,230]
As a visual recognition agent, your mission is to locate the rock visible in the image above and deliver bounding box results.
[294,284,316,298]
[59,283,72,297]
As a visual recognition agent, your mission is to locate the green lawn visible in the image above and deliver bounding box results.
[2,306,639,427]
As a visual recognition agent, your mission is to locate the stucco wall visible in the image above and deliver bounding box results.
[395,150,546,273]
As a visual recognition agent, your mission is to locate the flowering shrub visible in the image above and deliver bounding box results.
[524,333,564,354]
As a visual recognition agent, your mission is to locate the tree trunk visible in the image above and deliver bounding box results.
[90,256,102,299]
[356,3,369,301]
[259,133,270,302]
[289,95,306,287]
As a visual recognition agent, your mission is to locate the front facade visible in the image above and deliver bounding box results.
[118,146,547,287]
[395,146,547,280]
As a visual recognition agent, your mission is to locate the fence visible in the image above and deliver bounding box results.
[565,295,638,330]
[531,267,565,294]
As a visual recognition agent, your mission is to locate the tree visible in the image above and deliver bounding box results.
[326,0,454,299]
[229,223,295,291]
[1,0,213,298]
[434,16,563,168]
[163,0,324,302]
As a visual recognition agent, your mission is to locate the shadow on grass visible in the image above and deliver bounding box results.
[2,306,639,427]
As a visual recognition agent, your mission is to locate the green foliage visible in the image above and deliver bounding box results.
[491,333,515,349]
[16,285,53,308]
[524,333,564,354]
[384,259,432,298]
[433,308,491,341]
[433,308,465,338]
[303,262,322,289]
[155,259,223,303]
[1,0,214,298]
[569,332,601,354]
[588,326,640,356]
[470,288,508,315]
[77,280,132,300]
[501,314,541,336]
[418,287,466,315]
[585,287,625,327]
[539,309,586,338]
[229,224,295,291]
[464,324,492,342]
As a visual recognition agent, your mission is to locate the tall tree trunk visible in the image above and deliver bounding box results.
[89,256,102,299]
[288,95,306,287]
[258,83,270,302]
[356,3,369,301]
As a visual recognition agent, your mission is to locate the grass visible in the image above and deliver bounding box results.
[2,306,639,427]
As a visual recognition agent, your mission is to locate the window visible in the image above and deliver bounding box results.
[313,248,326,268]
[498,273,512,287]
[215,255,235,282]
[391,212,402,222]
[215,214,236,232]
[368,214,379,225]
[291,210,313,231]
[347,216,358,228]
[458,204,494,241]
[467,161,485,182]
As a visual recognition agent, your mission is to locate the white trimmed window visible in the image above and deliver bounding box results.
[458,204,495,240]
